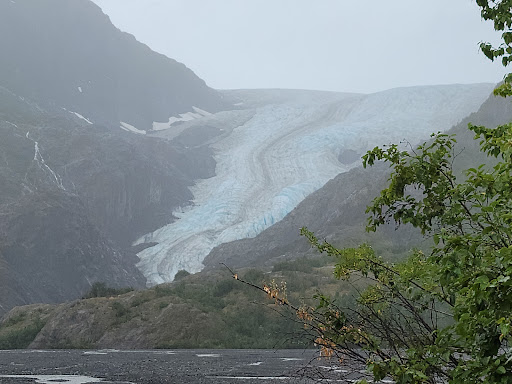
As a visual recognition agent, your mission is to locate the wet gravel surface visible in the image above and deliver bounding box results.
[0,349,370,383]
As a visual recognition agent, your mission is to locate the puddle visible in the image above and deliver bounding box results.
[0,375,104,384]
[207,376,291,381]
[82,350,175,356]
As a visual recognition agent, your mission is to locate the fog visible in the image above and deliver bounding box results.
[91,0,506,93]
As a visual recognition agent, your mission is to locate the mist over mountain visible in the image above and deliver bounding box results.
[0,0,227,130]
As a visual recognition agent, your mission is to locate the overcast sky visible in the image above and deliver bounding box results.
[91,0,507,94]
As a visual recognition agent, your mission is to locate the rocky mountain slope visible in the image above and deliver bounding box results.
[0,259,342,350]
[0,0,227,316]
[0,0,227,131]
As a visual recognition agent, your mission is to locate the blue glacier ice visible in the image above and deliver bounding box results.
[135,85,495,286]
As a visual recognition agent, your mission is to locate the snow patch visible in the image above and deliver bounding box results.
[192,106,212,116]
[81,349,175,355]
[70,111,93,124]
[152,107,211,131]
[5,121,19,129]
[0,375,104,384]
[78,86,83,93]
[120,121,146,135]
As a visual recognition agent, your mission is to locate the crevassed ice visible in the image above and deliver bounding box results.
[136,84,494,286]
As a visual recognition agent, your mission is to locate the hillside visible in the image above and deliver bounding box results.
[0,261,342,350]
[0,0,502,325]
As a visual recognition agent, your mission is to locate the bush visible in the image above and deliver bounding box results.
[0,317,46,349]
[174,270,190,280]
[111,302,130,320]
[298,125,512,382]
[83,282,133,299]
[213,279,239,297]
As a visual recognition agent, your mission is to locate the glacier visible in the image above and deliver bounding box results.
[135,84,495,286]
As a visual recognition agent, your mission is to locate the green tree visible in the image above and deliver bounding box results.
[478,0,512,98]
[293,2,512,383]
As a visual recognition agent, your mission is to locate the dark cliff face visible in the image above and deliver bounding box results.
[34,118,216,246]
[0,192,143,311]
[0,0,227,130]
[0,79,218,316]
[0,0,226,316]
[0,90,147,315]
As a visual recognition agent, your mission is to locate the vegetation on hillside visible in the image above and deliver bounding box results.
[0,306,53,349]
[0,260,364,349]
[83,282,134,299]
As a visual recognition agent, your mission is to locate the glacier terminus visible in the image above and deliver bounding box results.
[134,85,495,286]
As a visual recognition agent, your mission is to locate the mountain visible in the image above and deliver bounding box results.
[0,0,500,320]
[136,85,495,285]
[0,0,228,316]
[3,89,511,349]
[0,0,227,131]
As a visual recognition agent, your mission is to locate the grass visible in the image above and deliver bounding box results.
[0,316,46,349]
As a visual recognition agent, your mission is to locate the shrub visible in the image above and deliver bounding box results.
[83,282,133,299]
[174,270,191,280]
[0,317,46,349]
